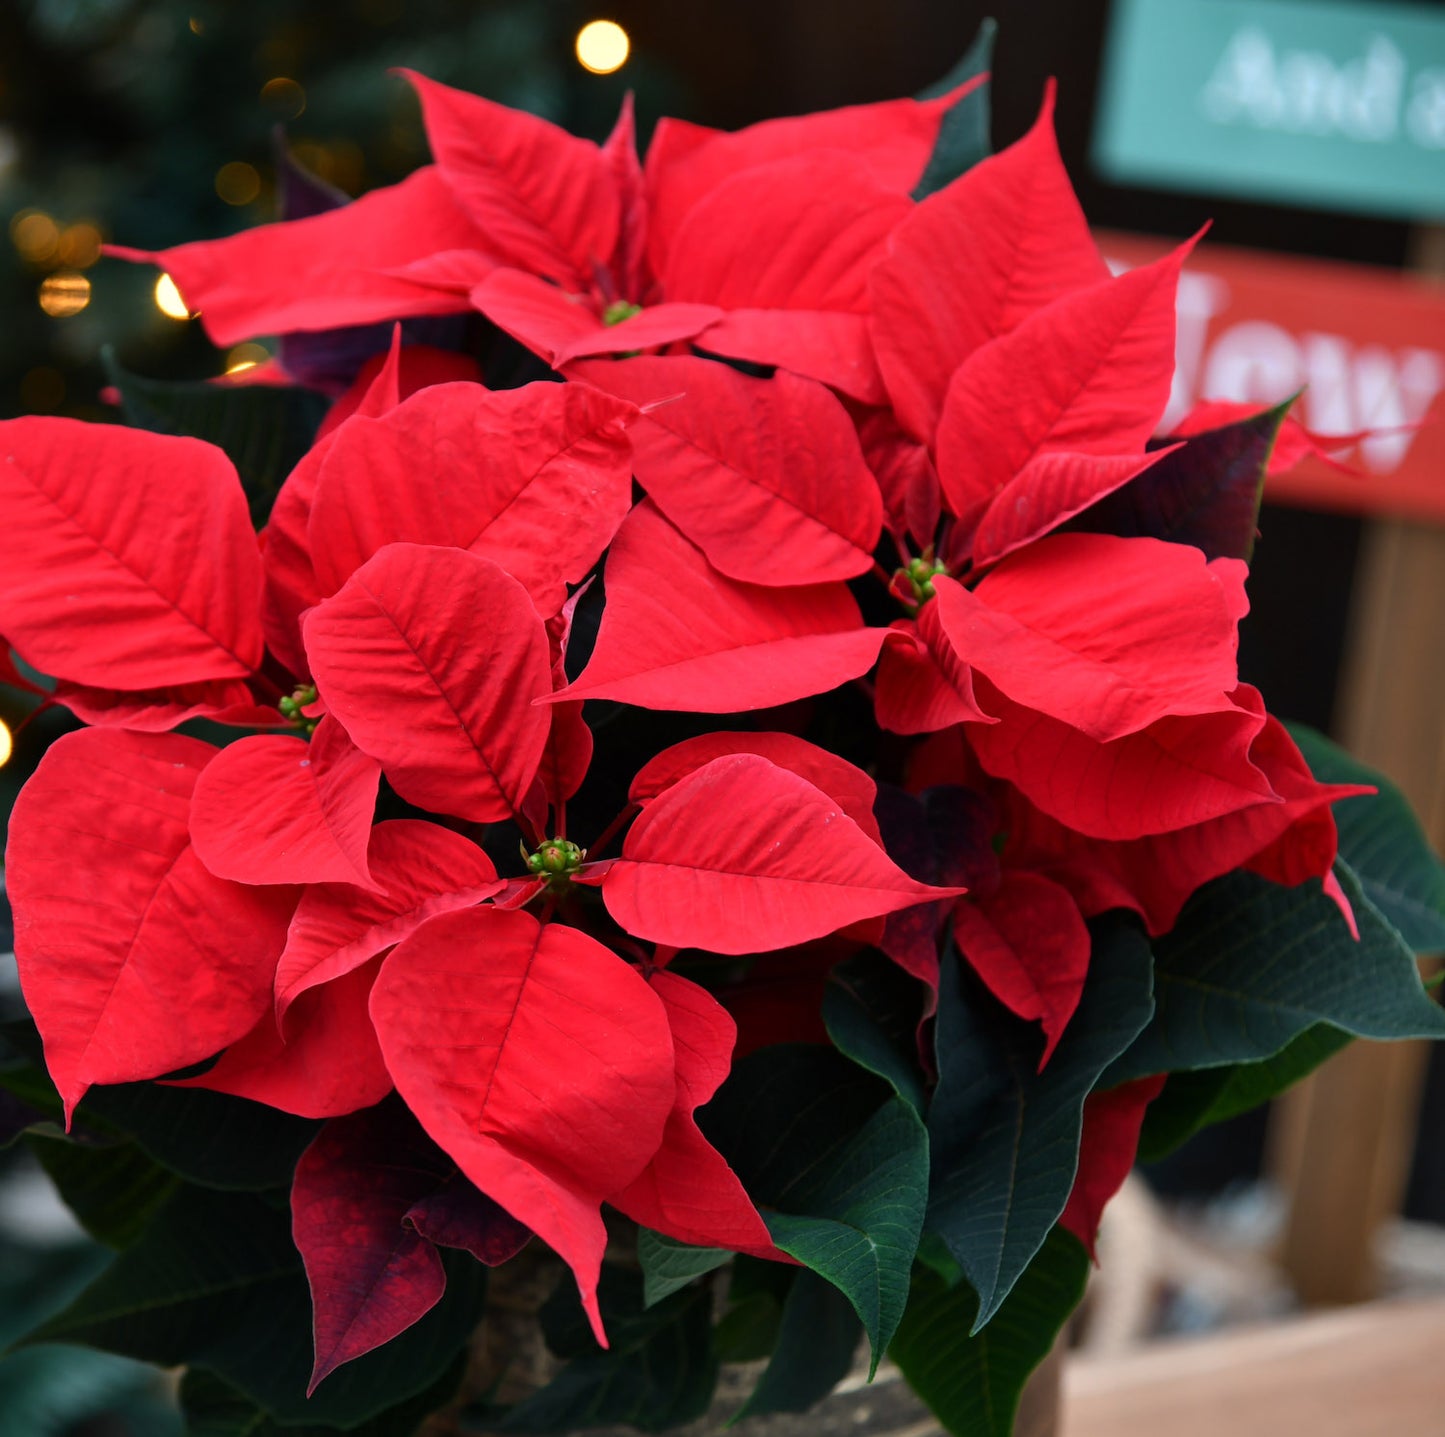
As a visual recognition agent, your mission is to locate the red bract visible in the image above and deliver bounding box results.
[302,543,553,823]
[570,356,883,586]
[0,420,263,689]
[602,754,958,954]
[369,907,677,1344]
[556,500,888,710]
[871,85,1107,444]
[305,380,637,615]
[7,728,296,1121]
[188,716,383,890]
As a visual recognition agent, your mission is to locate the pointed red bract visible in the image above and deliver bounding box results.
[292,1101,530,1394]
[188,717,382,889]
[929,537,1246,742]
[876,623,993,735]
[472,270,719,368]
[968,680,1279,840]
[303,544,552,823]
[315,340,482,442]
[630,731,883,845]
[644,78,979,276]
[610,972,776,1254]
[369,908,676,1344]
[53,677,280,733]
[604,754,956,954]
[171,957,392,1118]
[953,872,1090,1068]
[602,92,650,301]
[275,819,501,1024]
[262,329,446,677]
[1060,1076,1168,1259]
[404,70,618,287]
[557,502,887,712]
[967,449,1176,571]
[0,419,264,689]
[871,85,1108,444]
[537,584,593,813]
[854,407,942,551]
[1005,692,1365,933]
[306,380,636,616]
[109,167,484,345]
[664,154,912,402]
[6,729,295,1120]
[570,357,882,586]
[934,243,1191,518]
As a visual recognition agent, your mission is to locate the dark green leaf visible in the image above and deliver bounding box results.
[824,954,927,1111]
[1289,723,1445,952]
[103,347,328,528]
[635,1229,730,1309]
[493,1275,716,1434]
[698,1045,888,1208]
[179,1357,467,1437]
[732,1269,860,1422]
[927,917,1154,1328]
[31,1185,485,1427]
[1,1021,319,1189]
[82,1083,320,1191]
[913,19,997,198]
[890,1228,1088,1437]
[1137,1024,1352,1163]
[712,1258,791,1363]
[26,1132,180,1248]
[1076,400,1289,563]
[699,1048,923,1370]
[764,1097,928,1375]
[1107,865,1445,1085]
[0,1345,182,1437]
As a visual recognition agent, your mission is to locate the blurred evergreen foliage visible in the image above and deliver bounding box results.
[0,0,682,421]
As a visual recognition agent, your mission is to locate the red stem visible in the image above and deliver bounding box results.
[588,802,639,860]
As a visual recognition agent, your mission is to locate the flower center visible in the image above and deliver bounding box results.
[602,299,642,326]
[278,683,319,735]
[525,837,587,892]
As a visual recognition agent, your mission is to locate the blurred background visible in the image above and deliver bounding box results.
[1,1,1443,1432]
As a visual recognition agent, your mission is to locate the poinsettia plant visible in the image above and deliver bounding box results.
[3,25,1445,1437]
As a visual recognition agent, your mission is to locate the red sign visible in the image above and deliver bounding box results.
[1100,232,1445,521]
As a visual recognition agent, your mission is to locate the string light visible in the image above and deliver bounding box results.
[154,273,192,320]
[575,19,630,74]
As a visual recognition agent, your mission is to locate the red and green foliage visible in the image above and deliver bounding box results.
[3,31,1444,1437]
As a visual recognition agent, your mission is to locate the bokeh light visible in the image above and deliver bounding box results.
[260,77,306,119]
[10,209,60,265]
[225,342,271,374]
[575,19,630,74]
[37,272,91,317]
[0,717,12,769]
[215,160,262,206]
[154,272,192,320]
[58,222,102,268]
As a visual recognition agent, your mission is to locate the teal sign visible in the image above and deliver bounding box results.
[1094,0,1445,220]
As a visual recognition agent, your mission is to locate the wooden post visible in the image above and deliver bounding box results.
[1267,225,1445,1307]
[1269,524,1445,1305]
